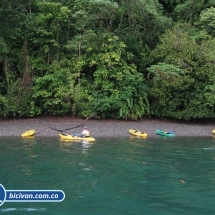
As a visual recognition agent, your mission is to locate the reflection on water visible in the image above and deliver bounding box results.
[59,139,94,155]
[0,137,215,215]
[203,147,215,150]
[0,208,46,212]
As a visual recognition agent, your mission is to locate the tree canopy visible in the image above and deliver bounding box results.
[0,0,214,120]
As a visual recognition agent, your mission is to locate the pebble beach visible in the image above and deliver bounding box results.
[0,116,214,138]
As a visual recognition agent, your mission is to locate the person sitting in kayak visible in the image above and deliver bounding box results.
[79,127,90,137]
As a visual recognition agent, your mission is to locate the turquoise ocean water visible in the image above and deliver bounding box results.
[0,136,215,215]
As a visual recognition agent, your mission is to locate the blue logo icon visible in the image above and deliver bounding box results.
[0,184,6,206]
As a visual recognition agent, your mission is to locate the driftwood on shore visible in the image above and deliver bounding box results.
[35,114,96,134]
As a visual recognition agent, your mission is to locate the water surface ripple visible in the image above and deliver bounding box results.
[0,136,215,214]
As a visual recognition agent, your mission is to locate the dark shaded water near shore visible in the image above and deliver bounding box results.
[0,136,215,214]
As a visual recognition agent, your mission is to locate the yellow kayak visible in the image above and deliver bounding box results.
[21,129,35,137]
[129,129,147,138]
[59,133,95,141]
[212,130,215,134]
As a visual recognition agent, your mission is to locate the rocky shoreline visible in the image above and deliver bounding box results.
[0,116,214,138]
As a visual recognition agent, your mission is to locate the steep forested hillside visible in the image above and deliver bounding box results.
[0,0,214,120]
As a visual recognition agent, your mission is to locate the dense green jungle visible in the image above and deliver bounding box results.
[0,0,215,120]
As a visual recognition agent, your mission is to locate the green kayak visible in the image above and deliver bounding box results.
[156,130,175,137]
